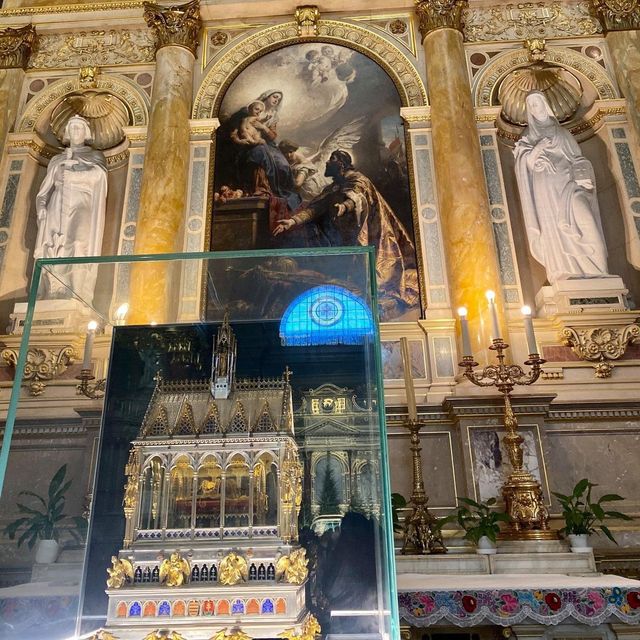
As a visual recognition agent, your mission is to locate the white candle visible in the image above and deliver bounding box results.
[400,337,418,422]
[521,305,538,355]
[486,290,501,340]
[457,307,472,357]
[83,321,98,369]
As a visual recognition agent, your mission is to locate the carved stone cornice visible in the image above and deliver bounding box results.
[414,0,467,40]
[143,0,201,56]
[0,24,36,69]
[561,323,640,378]
[591,0,640,32]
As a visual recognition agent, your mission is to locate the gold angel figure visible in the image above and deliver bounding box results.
[279,613,321,640]
[90,631,120,640]
[218,552,248,586]
[275,548,308,585]
[106,555,133,589]
[211,628,252,640]
[159,552,191,587]
[142,631,187,640]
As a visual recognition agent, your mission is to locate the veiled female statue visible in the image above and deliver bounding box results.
[514,92,609,284]
[34,115,107,302]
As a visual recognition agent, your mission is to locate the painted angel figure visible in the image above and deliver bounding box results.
[279,117,366,201]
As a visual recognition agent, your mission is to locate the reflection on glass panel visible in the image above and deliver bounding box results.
[195,458,221,528]
[225,455,250,527]
[253,454,278,526]
[139,457,164,530]
[167,456,194,529]
[314,453,344,515]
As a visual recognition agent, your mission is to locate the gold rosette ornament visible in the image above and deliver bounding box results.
[275,548,308,585]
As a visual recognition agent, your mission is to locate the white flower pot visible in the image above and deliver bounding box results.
[35,539,59,564]
[476,535,497,555]
[567,533,592,553]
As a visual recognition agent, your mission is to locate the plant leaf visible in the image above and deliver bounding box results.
[599,494,625,502]
[599,524,617,544]
[573,479,589,498]
[48,464,68,499]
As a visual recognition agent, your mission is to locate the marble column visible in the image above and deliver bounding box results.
[129,0,201,324]
[592,0,640,145]
[415,0,506,357]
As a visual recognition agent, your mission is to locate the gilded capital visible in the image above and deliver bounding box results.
[0,24,36,69]
[414,0,467,39]
[591,0,640,31]
[144,0,201,56]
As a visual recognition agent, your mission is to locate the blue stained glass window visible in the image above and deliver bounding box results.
[261,599,274,614]
[232,599,245,614]
[158,601,171,616]
[280,285,374,346]
[129,602,142,617]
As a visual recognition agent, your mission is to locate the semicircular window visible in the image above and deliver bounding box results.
[279,285,374,346]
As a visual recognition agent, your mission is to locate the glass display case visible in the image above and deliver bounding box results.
[0,248,398,640]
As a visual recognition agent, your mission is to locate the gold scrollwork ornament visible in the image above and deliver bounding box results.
[295,5,320,36]
[275,548,308,584]
[159,551,191,587]
[219,552,248,585]
[414,0,467,39]
[562,324,640,378]
[592,0,640,31]
[106,556,134,589]
[1,345,76,396]
[144,0,202,55]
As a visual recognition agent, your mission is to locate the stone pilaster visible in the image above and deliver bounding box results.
[415,0,506,357]
[129,0,202,324]
[590,1,640,144]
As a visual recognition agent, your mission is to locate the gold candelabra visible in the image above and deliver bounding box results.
[460,338,557,540]
[400,418,447,554]
[76,368,106,399]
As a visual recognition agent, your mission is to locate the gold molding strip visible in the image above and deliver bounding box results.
[0,0,143,17]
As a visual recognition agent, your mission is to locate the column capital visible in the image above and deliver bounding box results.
[0,24,36,70]
[144,0,202,56]
[591,0,640,32]
[414,0,467,40]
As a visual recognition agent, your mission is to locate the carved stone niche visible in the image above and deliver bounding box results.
[0,25,36,70]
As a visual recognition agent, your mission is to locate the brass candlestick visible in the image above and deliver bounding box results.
[400,418,447,554]
[76,368,106,399]
[460,338,557,540]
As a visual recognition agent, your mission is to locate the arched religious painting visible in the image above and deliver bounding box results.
[211,43,421,322]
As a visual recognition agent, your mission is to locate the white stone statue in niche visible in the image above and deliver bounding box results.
[514,91,609,284]
[34,114,107,302]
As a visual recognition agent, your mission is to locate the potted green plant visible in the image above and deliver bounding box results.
[552,478,632,552]
[455,496,511,554]
[3,464,81,563]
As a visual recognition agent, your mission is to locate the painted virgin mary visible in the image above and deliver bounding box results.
[514,92,609,283]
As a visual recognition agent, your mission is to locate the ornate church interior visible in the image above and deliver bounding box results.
[0,0,639,639]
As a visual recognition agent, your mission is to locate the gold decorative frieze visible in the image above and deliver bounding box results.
[1,345,76,396]
[591,0,640,31]
[28,29,155,69]
[295,5,320,36]
[562,323,640,378]
[0,24,36,69]
[106,555,133,589]
[159,551,190,586]
[414,0,467,39]
[465,2,602,42]
[144,0,201,56]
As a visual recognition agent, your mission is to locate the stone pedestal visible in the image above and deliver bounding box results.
[535,276,629,316]
[10,299,94,334]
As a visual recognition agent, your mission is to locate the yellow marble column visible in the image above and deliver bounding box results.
[415,0,506,356]
[0,26,35,152]
[129,0,201,324]
[592,0,640,144]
